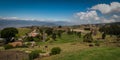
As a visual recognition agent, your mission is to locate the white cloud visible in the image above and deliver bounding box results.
[76,11,99,20]
[75,2,120,24]
[2,17,20,20]
[102,18,115,23]
[112,15,119,18]
[0,16,35,21]
[91,2,120,14]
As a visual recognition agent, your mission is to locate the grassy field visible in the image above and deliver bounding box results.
[53,33,83,43]
[41,47,120,60]
[17,28,31,37]
[36,33,84,45]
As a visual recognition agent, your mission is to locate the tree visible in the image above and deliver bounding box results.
[50,47,61,55]
[83,33,93,43]
[57,30,62,38]
[102,32,106,39]
[58,25,62,28]
[52,33,56,41]
[45,28,53,36]
[77,32,81,38]
[67,28,73,35]
[25,37,34,41]
[0,27,18,44]
[99,24,120,38]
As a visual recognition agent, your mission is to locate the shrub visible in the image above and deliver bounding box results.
[84,28,90,30]
[29,50,41,60]
[16,44,28,48]
[26,42,32,46]
[50,47,61,55]
[102,32,106,39]
[94,41,100,46]
[47,39,54,43]
[89,44,94,47]
[33,37,40,42]
[4,44,14,50]
[24,37,34,42]
[83,33,93,43]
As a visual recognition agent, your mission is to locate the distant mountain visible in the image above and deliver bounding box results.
[107,22,120,25]
[0,20,71,29]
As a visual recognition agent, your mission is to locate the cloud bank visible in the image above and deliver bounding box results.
[75,2,120,24]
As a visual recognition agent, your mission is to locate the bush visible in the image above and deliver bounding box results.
[102,32,106,39]
[83,33,93,43]
[24,37,34,42]
[50,47,61,55]
[89,44,94,47]
[4,44,14,50]
[29,50,41,60]
[84,28,90,30]
[16,45,28,48]
[94,41,100,46]
[33,37,40,42]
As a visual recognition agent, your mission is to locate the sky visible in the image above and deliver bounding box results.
[0,0,120,24]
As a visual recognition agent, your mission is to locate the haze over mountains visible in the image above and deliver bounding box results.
[0,19,71,29]
[0,19,120,29]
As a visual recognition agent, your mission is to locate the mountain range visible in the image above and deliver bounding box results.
[0,20,71,29]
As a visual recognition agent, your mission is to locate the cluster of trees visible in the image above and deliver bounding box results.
[35,27,64,42]
[67,29,81,38]
[0,27,65,44]
[40,27,62,41]
[99,24,120,39]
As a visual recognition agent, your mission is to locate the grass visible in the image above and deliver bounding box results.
[36,33,84,45]
[52,33,83,44]
[17,28,31,37]
[43,47,120,60]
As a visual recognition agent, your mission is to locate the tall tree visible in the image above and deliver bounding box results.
[52,33,57,41]
[0,27,18,44]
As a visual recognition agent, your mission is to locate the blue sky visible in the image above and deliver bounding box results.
[0,0,120,24]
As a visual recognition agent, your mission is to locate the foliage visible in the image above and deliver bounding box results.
[89,44,94,47]
[58,25,62,28]
[45,28,53,36]
[1,27,18,38]
[29,50,41,60]
[51,47,120,60]
[67,28,72,35]
[57,30,62,38]
[99,24,120,37]
[51,33,82,44]
[33,37,40,42]
[83,33,93,43]
[52,33,57,40]
[0,27,18,44]
[77,32,81,38]
[25,42,32,47]
[102,32,106,39]
[4,44,14,50]
[17,28,31,37]
[24,37,34,41]
[50,47,61,55]
[94,41,100,46]
[84,28,90,30]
